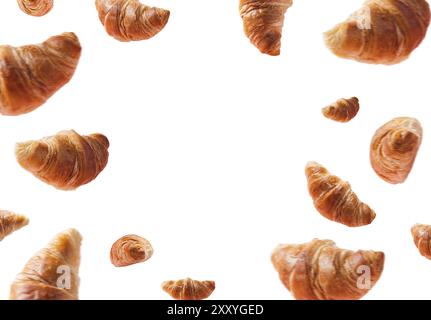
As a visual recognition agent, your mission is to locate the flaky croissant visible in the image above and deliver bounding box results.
[110,235,153,267]
[95,0,170,42]
[325,0,431,64]
[0,32,81,116]
[10,229,82,300]
[322,97,360,123]
[305,161,376,227]
[411,224,431,259]
[162,278,216,300]
[0,210,29,241]
[17,0,53,16]
[370,117,422,184]
[239,0,293,56]
[16,130,109,190]
[271,239,385,300]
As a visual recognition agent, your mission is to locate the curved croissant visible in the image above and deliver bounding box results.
[110,235,153,267]
[324,0,431,64]
[162,278,216,300]
[95,0,170,42]
[370,117,422,184]
[17,0,53,16]
[0,32,81,116]
[239,0,293,56]
[10,229,82,300]
[411,224,431,259]
[322,97,360,123]
[271,239,385,300]
[16,130,110,190]
[305,161,376,227]
[0,210,29,241]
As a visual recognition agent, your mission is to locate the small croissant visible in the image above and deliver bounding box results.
[0,32,81,116]
[16,130,109,190]
[370,117,422,184]
[305,161,376,227]
[110,235,153,267]
[10,229,82,300]
[271,239,385,300]
[322,97,360,123]
[17,0,53,16]
[162,278,216,300]
[239,0,293,56]
[411,224,431,259]
[324,0,431,64]
[95,0,170,42]
[0,210,29,241]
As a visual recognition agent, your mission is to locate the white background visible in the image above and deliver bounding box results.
[0,0,430,300]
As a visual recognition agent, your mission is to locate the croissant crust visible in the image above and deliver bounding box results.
[239,0,293,55]
[370,117,422,184]
[16,130,110,190]
[271,239,385,300]
[411,224,431,259]
[305,161,376,227]
[0,210,29,241]
[10,229,82,300]
[95,0,170,42]
[17,0,53,16]
[324,0,431,64]
[322,97,360,122]
[162,278,216,300]
[110,235,153,267]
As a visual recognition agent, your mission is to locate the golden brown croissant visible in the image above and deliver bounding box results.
[95,0,170,42]
[239,0,293,56]
[17,0,53,16]
[370,117,422,184]
[0,210,29,241]
[305,161,376,227]
[10,229,82,300]
[0,32,81,116]
[324,0,431,64]
[271,239,385,300]
[16,130,109,190]
[322,97,360,123]
[162,278,216,300]
[110,235,153,267]
[411,224,431,259]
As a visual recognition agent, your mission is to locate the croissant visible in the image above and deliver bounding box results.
[95,0,170,42]
[324,0,431,64]
[0,210,29,241]
[271,239,385,300]
[17,0,53,16]
[322,97,360,123]
[16,130,109,190]
[110,235,153,267]
[239,0,293,56]
[305,161,376,227]
[370,117,422,184]
[411,224,431,259]
[10,229,82,300]
[0,32,81,116]
[162,278,216,300]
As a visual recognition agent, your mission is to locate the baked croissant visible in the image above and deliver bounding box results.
[324,0,431,64]
[305,161,376,227]
[239,0,293,56]
[110,235,153,267]
[411,224,431,259]
[95,0,170,42]
[10,229,82,300]
[0,32,81,116]
[16,130,109,190]
[271,239,385,300]
[370,117,422,184]
[322,97,360,123]
[162,278,216,300]
[0,210,29,241]
[17,0,53,16]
